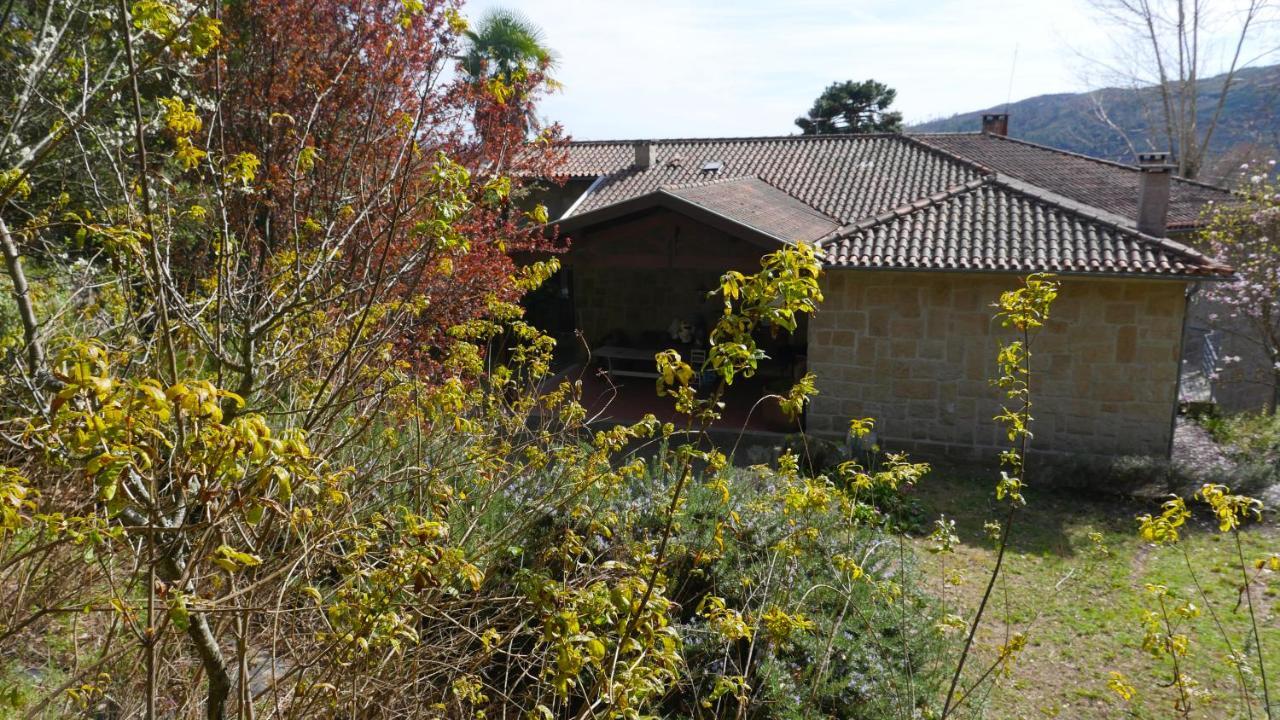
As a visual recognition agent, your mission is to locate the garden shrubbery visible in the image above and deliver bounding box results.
[1202,412,1280,491]
[2,2,1277,719]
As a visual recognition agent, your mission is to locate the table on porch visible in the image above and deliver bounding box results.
[594,346,661,379]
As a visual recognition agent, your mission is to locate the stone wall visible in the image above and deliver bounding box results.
[1165,229,1273,415]
[806,270,1189,458]
[1185,293,1276,414]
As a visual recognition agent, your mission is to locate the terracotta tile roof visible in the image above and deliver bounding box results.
[824,176,1229,277]
[557,142,636,177]
[911,133,1233,230]
[562,135,983,223]
[662,177,842,243]
[555,133,1234,278]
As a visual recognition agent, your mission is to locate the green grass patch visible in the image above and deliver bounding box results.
[910,472,1280,720]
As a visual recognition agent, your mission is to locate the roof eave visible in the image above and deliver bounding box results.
[549,190,793,250]
[818,262,1234,281]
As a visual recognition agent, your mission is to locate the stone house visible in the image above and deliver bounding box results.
[535,115,1235,458]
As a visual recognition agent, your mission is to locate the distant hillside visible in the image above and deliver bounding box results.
[911,64,1280,182]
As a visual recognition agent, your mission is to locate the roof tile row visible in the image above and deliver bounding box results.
[914,133,1228,229]
[565,135,983,224]
[553,133,1235,278]
[825,180,1227,276]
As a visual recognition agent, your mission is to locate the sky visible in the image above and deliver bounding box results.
[463,0,1278,140]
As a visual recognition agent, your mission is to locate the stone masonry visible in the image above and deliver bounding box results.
[806,270,1189,458]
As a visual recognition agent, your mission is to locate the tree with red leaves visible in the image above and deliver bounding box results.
[2,3,567,714]
[192,0,565,396]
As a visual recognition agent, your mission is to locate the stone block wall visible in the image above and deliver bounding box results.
[1185,293,1277,414]
[806,270,1189,459]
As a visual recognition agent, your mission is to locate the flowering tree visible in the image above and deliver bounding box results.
[1200,162,1280,412]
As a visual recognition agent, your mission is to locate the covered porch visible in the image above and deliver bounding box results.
[526,182,827,431]
[552,365,797,434]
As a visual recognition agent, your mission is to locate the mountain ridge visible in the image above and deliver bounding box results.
[909,64,1280,182]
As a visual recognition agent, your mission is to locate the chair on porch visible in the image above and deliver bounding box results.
[689,347,717,389]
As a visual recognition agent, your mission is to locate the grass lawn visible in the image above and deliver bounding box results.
[908,470,1280,719]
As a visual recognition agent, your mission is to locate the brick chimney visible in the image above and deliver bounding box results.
[633,141,654,169]
[981,113,1009,136]
[1137,152,1173,237]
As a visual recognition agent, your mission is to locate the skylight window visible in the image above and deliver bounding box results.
[700,160,724,173]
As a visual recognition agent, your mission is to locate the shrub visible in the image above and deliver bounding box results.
[1204,412,1280,461]
[625,450,947,719]
[1032,454,1196,497]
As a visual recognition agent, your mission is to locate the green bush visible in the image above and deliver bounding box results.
[1032,454,1194,496]
[1203,412,1280,460]
[1196,413,1280,495]
[612,448,948,720]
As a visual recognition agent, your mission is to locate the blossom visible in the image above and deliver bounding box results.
[1200,175,1280,386]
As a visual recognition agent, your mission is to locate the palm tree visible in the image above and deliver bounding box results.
[459,8,556,83]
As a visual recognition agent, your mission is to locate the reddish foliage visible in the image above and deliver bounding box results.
[201,0,564,373]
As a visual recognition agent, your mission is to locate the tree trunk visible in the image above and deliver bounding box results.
[1271,368,1280,416]
[0,216,45,377]
[187,613,233,720]
[154,544,232,720]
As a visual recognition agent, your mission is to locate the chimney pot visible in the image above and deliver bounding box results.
[981,113,1009,137]
[633,141,654,169]
[1137,151,1173,237]
[1138,151,1172,167]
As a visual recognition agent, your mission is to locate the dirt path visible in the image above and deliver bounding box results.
[1171,417,1234,473]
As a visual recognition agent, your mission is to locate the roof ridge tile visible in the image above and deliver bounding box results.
[899,133,997,176]
[822,176,1231,277]
[565,133,900,147]
[954,132,1234,194]
[827,176,995,239]
[914,131,1237,203]
[553,132,1232,277]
